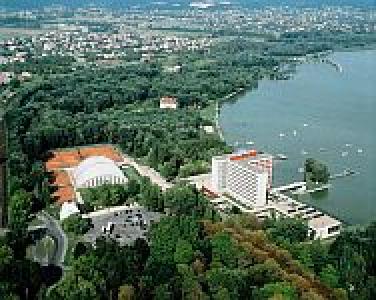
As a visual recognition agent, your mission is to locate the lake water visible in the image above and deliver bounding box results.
[220,50,376,225]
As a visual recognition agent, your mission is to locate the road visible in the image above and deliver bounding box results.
[37,211,67,266]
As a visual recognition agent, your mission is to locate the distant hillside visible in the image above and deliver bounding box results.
[0,0,375,10]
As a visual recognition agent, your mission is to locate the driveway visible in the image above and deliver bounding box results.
[37,211,67,266]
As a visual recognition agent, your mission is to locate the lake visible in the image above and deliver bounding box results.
[220,50,376,225]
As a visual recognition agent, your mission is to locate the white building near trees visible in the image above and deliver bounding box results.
[72,156,128,189]
[212,150,273,207]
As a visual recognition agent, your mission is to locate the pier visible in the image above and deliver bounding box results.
[330,169,359,180]
[324,58,343,73]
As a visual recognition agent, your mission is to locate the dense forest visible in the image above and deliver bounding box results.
[26,182,376,299]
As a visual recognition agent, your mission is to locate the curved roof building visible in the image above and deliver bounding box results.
[73,156,127,189]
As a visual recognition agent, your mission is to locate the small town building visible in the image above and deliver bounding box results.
[160,96,178,109]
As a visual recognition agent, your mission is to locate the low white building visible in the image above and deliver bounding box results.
[308,215,341,240]
[160,96,178,109]
[72,156,128,189]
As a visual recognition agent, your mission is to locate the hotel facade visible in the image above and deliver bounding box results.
[212,150,273,207]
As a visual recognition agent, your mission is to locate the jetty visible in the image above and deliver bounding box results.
[324,58,343,73]
[330,169,359,180]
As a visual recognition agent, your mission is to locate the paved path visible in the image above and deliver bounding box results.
[123,154,173,191]
[37,212,67,266]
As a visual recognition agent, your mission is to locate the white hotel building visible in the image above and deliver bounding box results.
[212,151,273,208]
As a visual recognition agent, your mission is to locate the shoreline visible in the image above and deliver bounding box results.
[214,87,247,142]
[214,48,375,226]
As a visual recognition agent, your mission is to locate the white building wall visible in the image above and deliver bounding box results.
[255,172,268,206]
[226,161,268,207]
[212,156,228,193]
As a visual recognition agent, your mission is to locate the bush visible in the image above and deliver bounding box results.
[62,214,92,235]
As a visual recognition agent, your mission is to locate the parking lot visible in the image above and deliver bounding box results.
[83,204,161,246]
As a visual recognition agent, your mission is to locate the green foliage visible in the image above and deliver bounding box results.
[80,179,141,212]
[304,158,330,184]
[174,239,194,265]
[265,217,309,244]
[118,284,136,300]
[164,183,207,217]
[210,232,239,268]
[8,189,33,232]
[320,264,340,288]
[48,272,99,300]
[254,282,298,300]
[62,214,92,235]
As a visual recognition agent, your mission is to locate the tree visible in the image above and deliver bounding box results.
[48,272,99,300]
[118,284,135,300]
[154,284,172,300]
[319,264,339,288]
[8,189,33,232]
[304,158,330,184]
[254,282,298,300]
[62,214,92,235]
[174,239,194,265]
[266,217,308,244]
[214,287,231,300]
[210,233,238,268]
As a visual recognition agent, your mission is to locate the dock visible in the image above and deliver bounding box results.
[324,58,343,73]
[330,169,359,180]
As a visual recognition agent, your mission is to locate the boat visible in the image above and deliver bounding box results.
[357,148,363,153]
[246,140,254,145]
[279,133,286,138]
[276,154,288,160]
[293,130,297,136]
[345,143,353,147]
[344,168,356,175]
[298,167,304,173]
[319,147,327,152]
[341,151,348,157]
[301,150,308,155]
[303,123,308,127]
